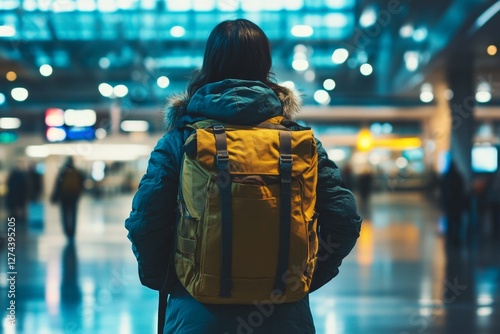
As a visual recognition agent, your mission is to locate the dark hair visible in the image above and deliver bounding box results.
[187,19,286,98]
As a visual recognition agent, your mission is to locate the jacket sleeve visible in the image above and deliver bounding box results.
[310,138,362,292]
[125,131,183,290]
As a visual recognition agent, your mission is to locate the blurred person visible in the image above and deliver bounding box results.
[51,157,85,239]
[341,163,354,190]
[486,169,500,238]
[357,165,374,206]
[440,160,466,247]
[6,159,29,221]
[125,19,361,334]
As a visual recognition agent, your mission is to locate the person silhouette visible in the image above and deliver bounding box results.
[51,157,85,239]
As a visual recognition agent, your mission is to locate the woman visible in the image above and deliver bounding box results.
[125,19,361,334]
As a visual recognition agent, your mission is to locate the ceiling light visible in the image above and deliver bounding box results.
[11,88,28,102]
[304,70,315,82]
[476,82,492,103]
[474,1,500,30]
[360,63,373,76]
[444,89,454,100]
[0,117,21,130]
[292,59,309,71]
[332,48,349,64]
[77,0,97,11]
[487,45,497,56]
[97,0,117,12]
[284,0,304,10]
[99,57,110,69]
[64,109,97,127]
[39,64,53,77]
[314,90,331,105]
[404,51,419,72]
[324,13,349,28]
[0,25,16,37]
[420,91,434,103]
[98,83,114,97]
[413,27,428,42]
[360,7,377,27]
[323,79,336,91]
[6,71,17,81]
[121,120,149,132]
[400,24,414,38]
[0,93,5,105]
[170,26,186,38]
[116,0,135,10]
[291,25,314,38]
[476,91,492,103]
[114,84,129,98]
[157,76,170,89]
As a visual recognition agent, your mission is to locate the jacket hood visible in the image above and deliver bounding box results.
[164,79,301,131]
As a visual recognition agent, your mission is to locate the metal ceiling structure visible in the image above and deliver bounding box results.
[0,0,499,112]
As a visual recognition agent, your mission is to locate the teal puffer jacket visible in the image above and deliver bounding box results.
[125,79,362,334]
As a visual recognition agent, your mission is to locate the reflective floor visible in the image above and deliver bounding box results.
[0,192,499,334]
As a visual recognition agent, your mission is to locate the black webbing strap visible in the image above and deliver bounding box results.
[274,131,293,295]
[213,125,233,298]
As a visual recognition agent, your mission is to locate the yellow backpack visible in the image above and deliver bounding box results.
[175,116,319,304]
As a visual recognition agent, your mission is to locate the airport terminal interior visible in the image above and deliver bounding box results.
[1,0,500,333]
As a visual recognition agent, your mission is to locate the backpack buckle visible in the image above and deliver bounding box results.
[217,150,229,162]
[280,153,293,166]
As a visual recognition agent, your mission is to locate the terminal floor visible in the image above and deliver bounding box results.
[0,192,499,334]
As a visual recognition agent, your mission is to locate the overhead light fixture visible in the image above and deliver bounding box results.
[360,63,373,76]
[291,25,314,38]
[331,48,349,64]
[420,83,434,103]
[97,0,117,12]
[324,13,349,28]
[116,0,135,10]
[400,24,414,38]
[157,76,170,89]
[11,88,29,102]
[314,90,331,105]
[113,84,129,98]
[121,120,149,132]
[99,57,111,69]
[39,64,53,77]
[476,82,492,103]
[6,71,17,81]
[323,79,336,91]
[474,1,500,31]
[292,59,309,71]
[77,0,97,11]
[284,0,303,10]
[444,89,454,101]
[0,25,16,37]
[0,117,21,130]
[359,7,377,28]
[413,27,428,42]
[98,83,114,97]
[304,70,315,82]
[404,51,419,72]
[64,109,97,127]
[487,45,497,56]
[170,26,186,38]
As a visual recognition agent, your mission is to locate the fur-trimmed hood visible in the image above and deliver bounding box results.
[164,79,301,131]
